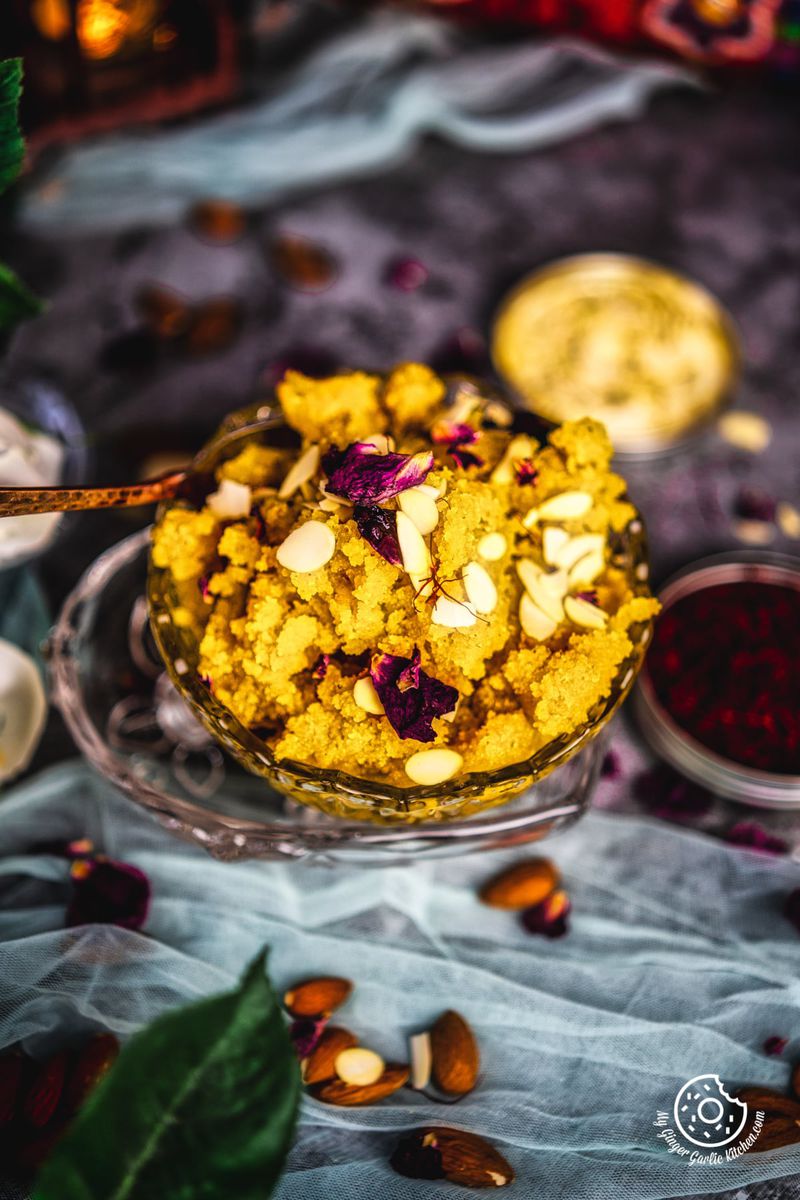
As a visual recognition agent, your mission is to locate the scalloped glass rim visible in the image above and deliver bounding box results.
[148,401,655,819]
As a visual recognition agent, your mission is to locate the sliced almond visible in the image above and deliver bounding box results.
[564,594,608,629]
[538,490,593,521]
[432,595,477,628]
[491,435,535,485]
[278,444,320,499]
[718,410,771,454]
[542,526,570,566]
[303,1026,358,1085]
[335,1047,385,1087]
[516,558,543,596]
[353,676,385,715]
[405,748,463,785]
[519,593,556,641]
[312,1063,409,1107]
[284,976,353,1018]
[526,571,567,624]
[419,480,447,499]
[733,519,775,546]
[485,399,513,427]
[360,433,394,454]
[277,520,336,573]
[568,548,605,587]
[554,532,604,572]
[206,478,252,519]
[397,510,431,580]
[477,532,507,562]
[778,501,800,539]
[462,561,497,614]
[430,1010,479,1096]
[398,487,440,535]
[522,507,540,529]
[409,1031,433,1090]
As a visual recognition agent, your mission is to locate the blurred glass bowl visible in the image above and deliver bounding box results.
[0,377,88,571]
[146,399,655,827]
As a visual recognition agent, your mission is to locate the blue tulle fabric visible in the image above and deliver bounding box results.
[20,14,696,232]
[2,761,800,1199]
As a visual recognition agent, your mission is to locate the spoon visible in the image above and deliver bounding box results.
[0,415,277,518]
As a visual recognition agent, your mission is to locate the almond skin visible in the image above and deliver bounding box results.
[283,976,353,1018]
[302,1027,358,1085]
[430,1010,479,1096]
[479,858,559,911]
[391,1126,515,1188]
[311,1063,409,1106]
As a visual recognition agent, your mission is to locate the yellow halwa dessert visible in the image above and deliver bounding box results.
[151,365,658,790]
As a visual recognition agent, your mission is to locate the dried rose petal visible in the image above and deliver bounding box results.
[313,654,330,680]
[575,590,600,606]
[289,1017,328,1060]
[323,443,433,505]
[601,750,622,780]
[198,574,212,601]
[450,447,484,471]
[634,765,713,825]
[521,889,571,938]
[370,650,458,742]
[67,859,151,931]
[724,822,788,856]
[764,1035,789,1057]
[431,420,479,449]
[354,505,401,565]
[390,1133,445,1181]
[385,257,429,293]
[514,459,538,485]
[734,488,776,523]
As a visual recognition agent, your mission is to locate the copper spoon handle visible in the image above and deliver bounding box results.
[0,471,187,517]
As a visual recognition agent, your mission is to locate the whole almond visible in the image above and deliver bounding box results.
[283,976,353,1018]
[311,1063,409,1106]
[430,1011,479,1096]
[479,858,559,910]
[391,1126,514,1188]
[302,1026,358,1085]
[736,1086,800,1152]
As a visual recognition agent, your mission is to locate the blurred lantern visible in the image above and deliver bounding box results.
[1,1,251,154]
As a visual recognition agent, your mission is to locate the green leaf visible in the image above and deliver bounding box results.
[0,261,42,328]
[33,950,301,1200]
[0,58,25,196]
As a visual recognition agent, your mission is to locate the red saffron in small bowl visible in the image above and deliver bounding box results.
[645,581,800,775]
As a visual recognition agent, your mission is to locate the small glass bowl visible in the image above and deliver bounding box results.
[634,552,800,809]
[49,528,609,863]
[0,376,88,571]
[146,400,655,825]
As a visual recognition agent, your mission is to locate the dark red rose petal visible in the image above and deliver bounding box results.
[289,1018,328,1060]
[313,654,330,680]
[390,1134,445,1181]
[323,443,433,505]
[385,257,429,293]
[634,765,713,825]
[514,459,538,485]
[354,504,402,565]
[67,859,151,931]
[431,420,479,449]
[764,1035,789,1057]
[724,821,788,856]
[370,650,458,742]
[521,890,571,939]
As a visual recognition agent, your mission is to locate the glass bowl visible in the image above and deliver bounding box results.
[146,398,655,826]
[0,375,88,571]
[634,552,800,810]
[49,528,609,863]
